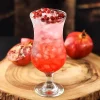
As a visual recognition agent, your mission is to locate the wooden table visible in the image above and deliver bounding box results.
[0,53,100,100]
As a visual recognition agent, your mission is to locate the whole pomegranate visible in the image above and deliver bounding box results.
[64,30,93,59]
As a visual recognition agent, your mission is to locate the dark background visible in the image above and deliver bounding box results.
[0,1,100,99]
[0,0,100,59]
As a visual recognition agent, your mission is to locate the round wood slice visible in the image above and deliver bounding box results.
[0,53,100,100]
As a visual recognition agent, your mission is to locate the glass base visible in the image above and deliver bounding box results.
[34,82,64,97]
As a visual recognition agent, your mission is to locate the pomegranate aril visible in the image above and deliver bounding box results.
[37,9,41,12]
[51,10,54,13]
[38,11,42,16]
[54,16,57,20]
[46,17,49,20]
[43,8,48,12]
[56,11,59,14]
[44,15,48,20]
[58,13,65,18]
[41,18,45,22]
[50,16,55,20]
[33,12,38,18]
[47,9,51,13]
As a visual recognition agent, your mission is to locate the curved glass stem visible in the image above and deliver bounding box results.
[42,73,57,95]
[34,73,64,97]
[45,73,53,88]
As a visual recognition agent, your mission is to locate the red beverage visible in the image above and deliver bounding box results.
[31,40,66,73]
[30,8,67,97]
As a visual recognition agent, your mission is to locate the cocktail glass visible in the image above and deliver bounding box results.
[30,8,67,97]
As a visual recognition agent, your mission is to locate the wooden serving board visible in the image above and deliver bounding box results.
[0,53,100,100]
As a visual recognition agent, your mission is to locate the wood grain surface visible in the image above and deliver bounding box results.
[0,53,100,100]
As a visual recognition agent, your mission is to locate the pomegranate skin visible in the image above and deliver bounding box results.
[64,31,93,59]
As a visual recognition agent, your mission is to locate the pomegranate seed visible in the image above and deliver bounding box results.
[50,16,55,20]
[33,12,38,18]
[62,14,65,18]
[43,8,48,12]
[38,12,42,16]
[41,18,45,22]
[55,16,58,20]
[43,16,49,21]
[44,15,47,20]
[51,10,54,13]
[37,9,42,16]
[47,9,51,13]
[46,17,49,20]
[58,16,61,19]
[58,13,65,18]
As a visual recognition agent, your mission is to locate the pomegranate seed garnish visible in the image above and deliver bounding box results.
[47,9,51,13]
[44,15,47,20]
[32,8,65,23]
[41,18,45,22]
[50,16,55,20]
[58,13,65,18]
[46,17,49,20]
[51,10,54,13]
[37,9,42,16]
[43,8,48,12]
[58,16,61,19]
[39,12,42,16]
[33,12,39,18]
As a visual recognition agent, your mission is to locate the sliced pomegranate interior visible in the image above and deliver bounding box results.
[7,38,33,66]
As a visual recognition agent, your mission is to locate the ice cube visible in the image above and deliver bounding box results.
[43,54,49,59]
[50,53,55,58]
[52,47,56,52]
[57,48,63,54]
[36,53,42,58]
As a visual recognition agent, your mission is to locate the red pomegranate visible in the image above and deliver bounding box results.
[7,38,33,66]
[64,30,93,59]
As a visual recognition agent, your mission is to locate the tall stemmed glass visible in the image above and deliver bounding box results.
[30,8,67,97]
